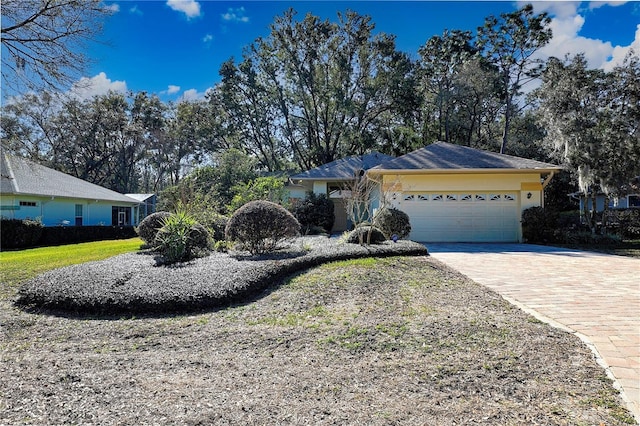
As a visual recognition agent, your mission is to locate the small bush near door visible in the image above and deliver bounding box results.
[292,192,334,235]
[521,207,559,243]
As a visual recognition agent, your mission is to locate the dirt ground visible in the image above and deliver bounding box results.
[1,256,635,425]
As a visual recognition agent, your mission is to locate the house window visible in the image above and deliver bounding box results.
[19,201,37,207]
[403,194,415,201]
[75,204,83,226]
[446,194,457,201]
[461,194,472,201]
[503,194,516,201]
[432,194,443,201]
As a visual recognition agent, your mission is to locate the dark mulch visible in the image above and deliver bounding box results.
[15,237,427,315]
[0,256,634,425]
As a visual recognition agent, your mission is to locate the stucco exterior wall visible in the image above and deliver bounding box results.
[381,173,544,211]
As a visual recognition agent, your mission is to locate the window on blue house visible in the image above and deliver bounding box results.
[75,204,83,226]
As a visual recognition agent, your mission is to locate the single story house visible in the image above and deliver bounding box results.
[1,153,143,226]
[569,192,640,212]
[368,142,563,242]
[288,142,563,242]
[288,152,394,233]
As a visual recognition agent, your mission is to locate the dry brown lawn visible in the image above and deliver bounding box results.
[1,256,635,425]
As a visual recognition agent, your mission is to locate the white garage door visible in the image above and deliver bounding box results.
[400,192,520,242]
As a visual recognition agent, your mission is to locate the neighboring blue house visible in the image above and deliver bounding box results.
[1,153,143,226]
[570,192,640,212]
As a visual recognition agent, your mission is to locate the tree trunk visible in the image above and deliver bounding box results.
[590,191,598,234]
[601,195,610,235]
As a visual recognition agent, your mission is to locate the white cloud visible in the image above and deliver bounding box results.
[129,5,143,16]
[221,7,249,23]
[589,1,628,10]
[69,72,127,101]
[528,2,638,71]
[520,1,580,19]
[603,23,640,72]
[168,85,181,94]
[180,88,204,101]
[203,34,213,43]
[105,3,120,13]
[179,88,214,102]
[166,0,201,19]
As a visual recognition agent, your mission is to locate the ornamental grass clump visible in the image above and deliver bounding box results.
[373,208,411,239]
[225,200,300,254]
[137,211,171,246]
[154,211,211,263]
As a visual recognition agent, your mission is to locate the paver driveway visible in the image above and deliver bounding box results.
[428,243,640,422]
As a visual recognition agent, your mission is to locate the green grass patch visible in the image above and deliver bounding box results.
[0,238,143,299]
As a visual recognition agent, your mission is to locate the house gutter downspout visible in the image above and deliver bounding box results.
[541,171,555,189]
[541,171,556,209]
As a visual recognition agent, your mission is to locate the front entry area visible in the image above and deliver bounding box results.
[400,192,520,242]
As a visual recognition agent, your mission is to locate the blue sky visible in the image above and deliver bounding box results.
[73,1,640,102]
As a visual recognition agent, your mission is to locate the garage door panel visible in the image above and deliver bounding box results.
[402,192,520,242]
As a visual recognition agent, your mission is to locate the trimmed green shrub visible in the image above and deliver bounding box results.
[293,192,335,234]
[552,229,622,246]
[373,208,411,239]
[347,226,386,245]
[606,208,640,238]
[225,200,300,254]
[198,212,228,242]
[521,206,559,243]
[154,211,210,263]
[137,211,171,246]
[0,218,43,249]
[39,226,136,246]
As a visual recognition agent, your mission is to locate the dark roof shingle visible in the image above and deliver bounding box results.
[291,152,394,180]
[372,142,561,171]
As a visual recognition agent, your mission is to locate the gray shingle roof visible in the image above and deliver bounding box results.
[291,152,395,181]
[1,153,139,204]
[371,142,562,172]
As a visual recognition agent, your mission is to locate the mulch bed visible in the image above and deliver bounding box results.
[15,237,427,315]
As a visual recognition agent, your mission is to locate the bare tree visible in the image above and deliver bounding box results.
[342,170,401,245]
[1,0,113,95]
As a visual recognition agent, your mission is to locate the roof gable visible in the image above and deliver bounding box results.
[372,142,561,172]
[1,153,139,204]
[291,152,394,180]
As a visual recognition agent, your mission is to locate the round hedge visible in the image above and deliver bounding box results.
[374,208,412,239]
[226,200,300,254]
[137,211,171,245]
[347,226,386,245]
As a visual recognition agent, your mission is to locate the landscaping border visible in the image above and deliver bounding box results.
[16,237,427,316]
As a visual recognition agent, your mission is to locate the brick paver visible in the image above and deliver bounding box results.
[428,243,640,422]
